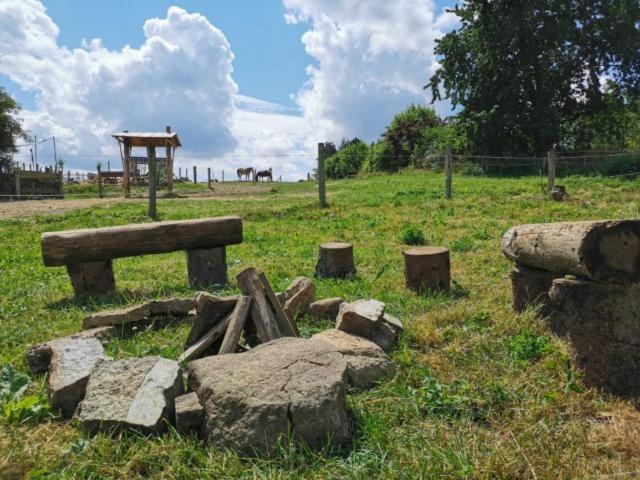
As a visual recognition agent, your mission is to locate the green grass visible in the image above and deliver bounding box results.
[2,171,640,478]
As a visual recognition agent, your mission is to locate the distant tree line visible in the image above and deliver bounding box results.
[328,0,640,178]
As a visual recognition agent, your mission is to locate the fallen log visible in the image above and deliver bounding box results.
[501,219,640,282]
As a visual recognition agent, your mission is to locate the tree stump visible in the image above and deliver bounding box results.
[403,247,450,292]
[510,264,560,314]
[186,247,228,288]
[549,278,640,395]
[66,261,116,296]
[315,242,356,278]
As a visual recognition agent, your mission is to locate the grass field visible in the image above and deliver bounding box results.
[1,171,640,479]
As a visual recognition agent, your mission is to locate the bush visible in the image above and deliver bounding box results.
[325,139,369,179]
[400,225,426,245]
[364,140,397,172]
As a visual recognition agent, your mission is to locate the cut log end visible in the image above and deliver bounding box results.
[315,242,356,279]
[403,247,450,292]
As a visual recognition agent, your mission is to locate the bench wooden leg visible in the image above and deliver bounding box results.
[66,261,116,296]
[186,247,228,288]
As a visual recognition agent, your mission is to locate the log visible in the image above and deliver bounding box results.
[258,272,299,337]
[236,268,282,342]
[501,219,640,283]
[218,296,253,354]
[66,261,116,296]
[178,311,233,363]
[41,216,242,266]
[549,278,640,395]
[510,264,561,314]
[186,294,237,347]
[403,247,450,292]
[186,247,228,287]
[315,242,356,278]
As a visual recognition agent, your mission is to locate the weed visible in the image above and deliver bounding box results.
[507,330,554,364]
[0,364,53,424]
[400,224,426,245]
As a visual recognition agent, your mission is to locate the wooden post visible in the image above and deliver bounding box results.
[165,126,174,195]
[222,170,224,182]
[318,142,328,208]
[179,167,182,180]
[445,145,452,199]
[123,139,131,198]
[186,247,228,287]
[207,167,212,189]
[67,170,71,183]
[15,170,21,199]
[403,247,451,292]
[193,166,197,184]
[147,146,157,220]
[97,166,103,199]
[547,149,556,192]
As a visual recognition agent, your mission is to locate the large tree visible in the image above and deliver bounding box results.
[428,0,640,156]
[0,87,27,172]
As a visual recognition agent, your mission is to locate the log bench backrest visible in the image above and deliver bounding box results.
[41,216,243,267]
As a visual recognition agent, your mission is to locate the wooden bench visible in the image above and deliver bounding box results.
[41,216,243,296]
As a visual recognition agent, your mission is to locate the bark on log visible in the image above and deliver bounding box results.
[403,247,450,292]
[186,247,228,288]
[218,296,253,354]
[315,242,356,278]
[510,264,561,314]
[236,268,282,342]
[501,219,640,283]
[66,261,116,296]
[42,216,242,266]
[549,278,640,395]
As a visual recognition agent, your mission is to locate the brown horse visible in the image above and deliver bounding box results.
[237,167,255,182]
[255,168,273,182]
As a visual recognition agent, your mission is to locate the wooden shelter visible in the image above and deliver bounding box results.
[112,126,181,196]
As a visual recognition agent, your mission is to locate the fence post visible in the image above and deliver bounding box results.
[317,142,328,208]
[193,166,197,184]
[208,167,212,189]
[97,166,103,199]
[147,146,157,220]
[15,170,21,200]
[445,145,452,199]
[547,149,556,191]
[179,167,182,180]
[222,170,225,182]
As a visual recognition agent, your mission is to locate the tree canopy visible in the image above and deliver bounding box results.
[0,87,27,172]
[428,0,640,156]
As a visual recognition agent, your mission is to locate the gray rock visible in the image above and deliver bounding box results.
[312,329,397,389]
[76,356,182,434]
[26,327,115,375]
[283,277,316,318]
[83,303,150,329]
[175,392,204,435]
[47,337,109,417]
[335,300,403,351]
[186,293,237,347]
[310,297,344,322]
[187,337,350,454]
[149,298,196,316]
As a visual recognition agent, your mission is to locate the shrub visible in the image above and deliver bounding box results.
[364,140,396,172]
[325,139,369,179]
[400,225,426,245]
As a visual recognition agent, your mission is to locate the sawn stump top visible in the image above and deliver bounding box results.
[320,242,353,250]
[403,246,449,256]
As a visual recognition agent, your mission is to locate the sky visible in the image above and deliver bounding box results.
[0,0,457,180]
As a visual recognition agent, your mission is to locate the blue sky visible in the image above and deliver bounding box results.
[0,0,458,178]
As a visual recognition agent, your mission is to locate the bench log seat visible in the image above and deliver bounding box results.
[41,216,243,296]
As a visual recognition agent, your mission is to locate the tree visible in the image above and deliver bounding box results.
[326,138,369,179]
[0,87,27,172]
[428,0,640,156]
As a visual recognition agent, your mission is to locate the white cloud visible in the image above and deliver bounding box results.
[283,0,457,143]
[0,1,315,179]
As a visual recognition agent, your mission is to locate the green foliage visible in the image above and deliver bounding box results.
[400,224,426,245]
[325,138,369,179]
[429,1,640,156]
[0,87,28,172]
[0,364,53,423]
[363,139,396,172]
[507,331,553,364]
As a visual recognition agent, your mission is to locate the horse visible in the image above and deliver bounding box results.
[236,167,255,182]
[255,168,273,182]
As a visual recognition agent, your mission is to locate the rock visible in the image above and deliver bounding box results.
[175,392,204,435]
[310,297,344,322]
[47,337,109,417]
[186,293,237,347]
[335,300,403,351]
[26,327,115,375]
[149,297,196,316]
[83,303,150,329]
[76,356,182,434]
[282,277,316,318]
[187,337,350,454]
[312,329,397,389]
